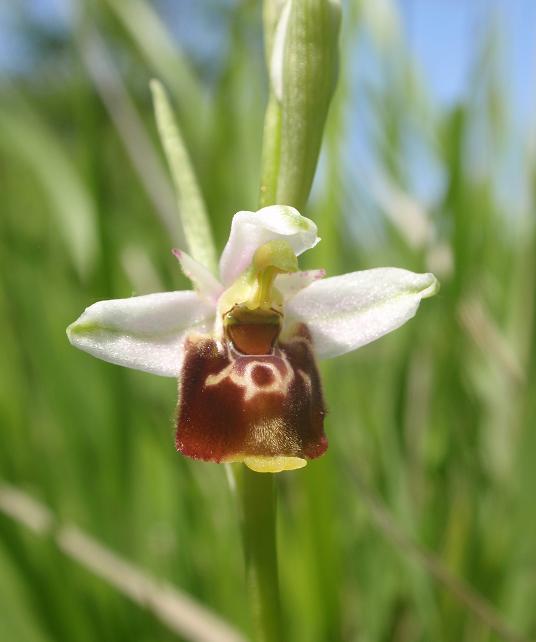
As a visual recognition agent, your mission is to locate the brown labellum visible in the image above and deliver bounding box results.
[176,323,327,464]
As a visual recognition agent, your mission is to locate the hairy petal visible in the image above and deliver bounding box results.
[219,205,319,285]
[67,291,215,377]
[285,268,439,359]
[172,249,223,305]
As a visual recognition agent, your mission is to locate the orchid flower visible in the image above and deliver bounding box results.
[67,205,438,473]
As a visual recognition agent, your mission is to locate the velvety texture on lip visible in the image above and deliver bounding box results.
[176,323,327,463]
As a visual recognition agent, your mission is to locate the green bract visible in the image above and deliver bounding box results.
[261,0,341,210]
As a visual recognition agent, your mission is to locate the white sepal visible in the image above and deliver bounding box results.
[67,291,215,377]
[285,268,438,359]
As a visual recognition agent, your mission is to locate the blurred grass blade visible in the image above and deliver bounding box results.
[347,467,530,642]
[104,0,201,101]
[0,483,246,642]
[0,542,52,642]
[458,297,525,386]
[104,0,207,141]
[0,100,98,280]
[371,172,432,250]
[358,0,402,53]
[151,79,217,273]
[80,31,184,246]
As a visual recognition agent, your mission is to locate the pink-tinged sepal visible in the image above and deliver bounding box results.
[176,324,327,465]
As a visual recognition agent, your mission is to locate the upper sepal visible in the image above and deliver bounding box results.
[219,205,319,286]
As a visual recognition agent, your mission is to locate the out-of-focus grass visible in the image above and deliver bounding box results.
[1,1,535,641]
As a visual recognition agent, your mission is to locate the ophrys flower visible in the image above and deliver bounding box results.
[67,206,438,473]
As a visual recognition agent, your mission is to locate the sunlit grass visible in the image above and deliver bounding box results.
[1,2,535,641]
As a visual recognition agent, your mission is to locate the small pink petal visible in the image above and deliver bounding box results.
[276,269,326,301]
[172,248,223,305]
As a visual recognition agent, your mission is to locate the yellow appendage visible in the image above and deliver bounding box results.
[243,456,307,473]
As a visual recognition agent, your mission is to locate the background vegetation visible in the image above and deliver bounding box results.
[1,1,535,641]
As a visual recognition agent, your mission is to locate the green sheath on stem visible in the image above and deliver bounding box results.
[261,0,341,211]
[259,94,282,208]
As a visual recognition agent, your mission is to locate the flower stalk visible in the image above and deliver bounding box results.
[239,467,284,642]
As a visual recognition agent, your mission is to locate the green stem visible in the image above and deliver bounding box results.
[239,467,284,642]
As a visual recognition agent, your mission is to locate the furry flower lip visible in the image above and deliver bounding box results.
[67,205,438,473]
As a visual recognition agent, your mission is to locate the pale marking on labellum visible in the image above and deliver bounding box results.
[205,350,294,402]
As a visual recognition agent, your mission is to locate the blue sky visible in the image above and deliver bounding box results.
[398,0,536,122]
[1,0,534,125]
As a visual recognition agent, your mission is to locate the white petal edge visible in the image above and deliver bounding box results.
[172,249,223,305]
[285,268,439,359]
[67,291,215,377]
[270,0,292,101]
[276,269,325,301]
[219,205,320,286]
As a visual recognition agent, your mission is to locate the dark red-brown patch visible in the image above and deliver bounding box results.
[251,365,274,386]
[175,324,327,463]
